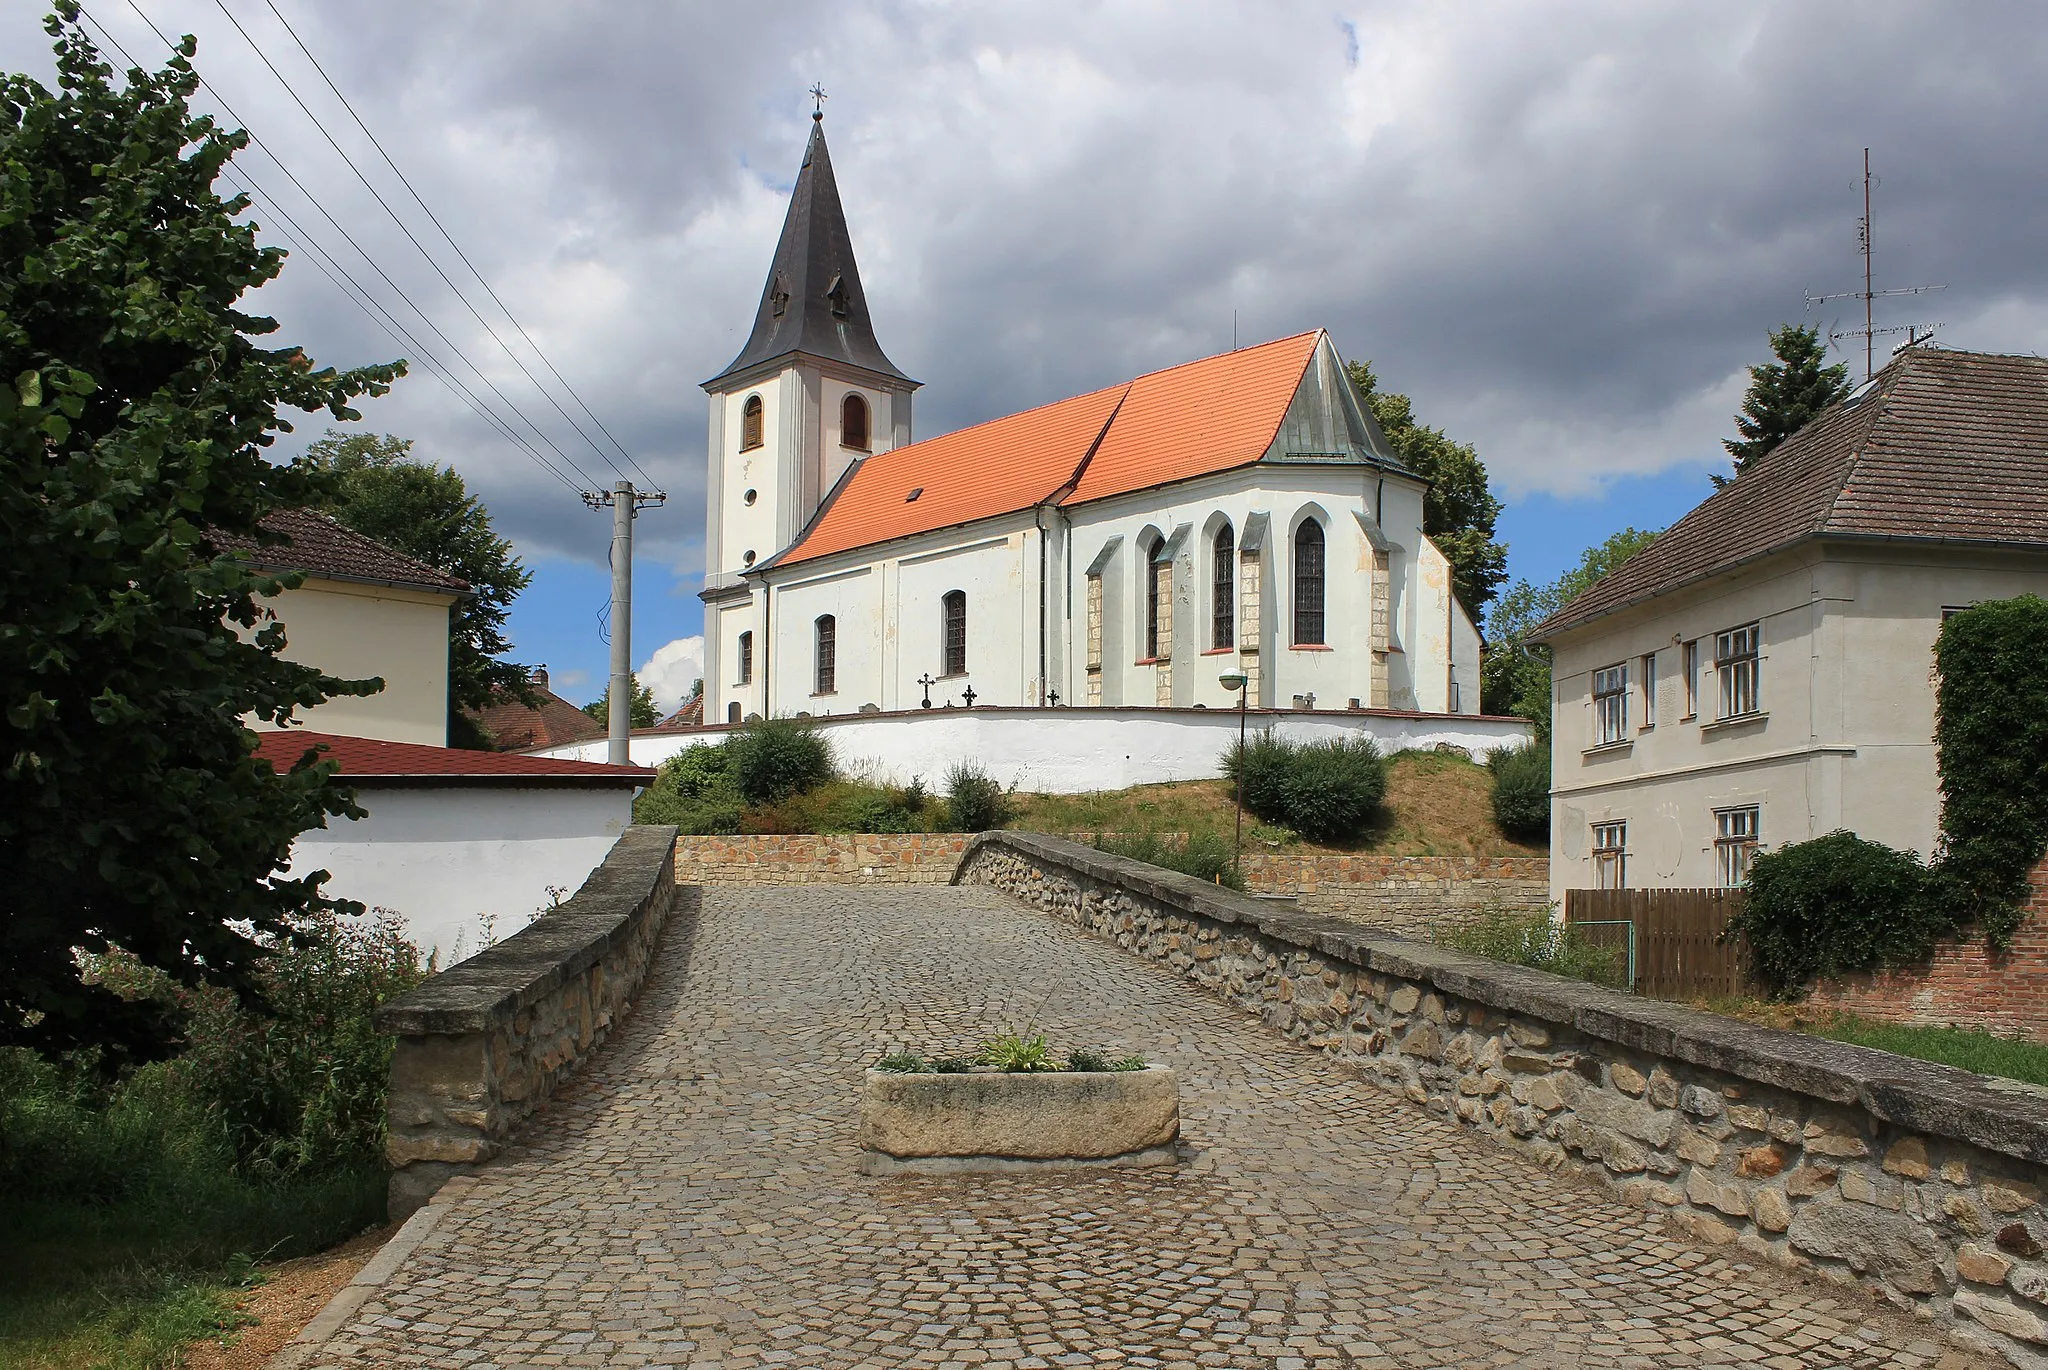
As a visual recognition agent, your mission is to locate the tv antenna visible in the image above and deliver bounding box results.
[1804,149,1944,380]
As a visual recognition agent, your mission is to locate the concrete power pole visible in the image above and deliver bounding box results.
[583,481,666,765]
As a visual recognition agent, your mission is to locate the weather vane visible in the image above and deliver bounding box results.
[809,83,828,119]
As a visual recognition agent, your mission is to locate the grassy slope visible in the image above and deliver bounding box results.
[1012,750,1545,859]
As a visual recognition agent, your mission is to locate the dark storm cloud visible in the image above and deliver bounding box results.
[11,1,2048,574]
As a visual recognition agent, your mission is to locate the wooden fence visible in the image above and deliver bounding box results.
[1563,888,1754,1001]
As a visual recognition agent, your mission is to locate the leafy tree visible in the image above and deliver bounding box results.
[1346,360,1508,623]
[305,430,533,741]
[1480,528,1660,736]
[0,10,402,1054]
[582,676,658,730]
[1721,324,1850,479]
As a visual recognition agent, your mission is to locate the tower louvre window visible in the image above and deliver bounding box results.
[826,274,849,317]
[1292,519,1325,646]
[1212,524,1235,650]
[942,590,967,676]
[842,393,871,451]
[740,394,764,451]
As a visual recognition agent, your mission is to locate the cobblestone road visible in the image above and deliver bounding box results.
[308,886,1981,1369]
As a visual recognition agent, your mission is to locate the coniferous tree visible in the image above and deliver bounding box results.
[1722,324,1850,478]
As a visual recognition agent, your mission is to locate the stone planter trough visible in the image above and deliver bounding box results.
[858,1065,1180,1174]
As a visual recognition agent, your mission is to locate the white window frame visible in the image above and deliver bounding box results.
[1592,663,1629,745]
[1592,821,1628,889]
[1681,639,1698,720]
[1715,623,1761,720]
[1715,806,1760,887]
[1639,652,1658,730]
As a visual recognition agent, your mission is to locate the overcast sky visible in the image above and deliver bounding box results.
[11,2,2048,707]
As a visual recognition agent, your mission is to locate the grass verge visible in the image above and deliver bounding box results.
[1694,1000,2048,1088]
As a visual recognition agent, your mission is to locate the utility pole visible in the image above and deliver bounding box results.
[582,481,667,764]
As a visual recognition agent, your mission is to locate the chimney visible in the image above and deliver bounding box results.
[531,664,550,692]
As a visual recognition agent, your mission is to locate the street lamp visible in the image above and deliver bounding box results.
[1219,671,1249,877]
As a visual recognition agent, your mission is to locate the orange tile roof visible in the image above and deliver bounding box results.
[770,331,1322,568]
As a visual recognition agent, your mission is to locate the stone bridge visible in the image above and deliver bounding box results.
[288,831,2048,1368]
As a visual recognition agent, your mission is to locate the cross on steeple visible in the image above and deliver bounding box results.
[809,83,827,120]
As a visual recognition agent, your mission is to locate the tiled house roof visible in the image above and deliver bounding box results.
[472,676,606,752]
[213,507,469,595]
[655,694,704,730]
[254,731,652,786]
[1534,348,2048,641]
[768,331,1326,569]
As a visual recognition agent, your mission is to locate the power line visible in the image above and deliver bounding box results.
[106,0,609,492]
[258,0,657,492]
[208,0,652,493]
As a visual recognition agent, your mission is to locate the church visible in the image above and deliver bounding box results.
[699,112,1482,726]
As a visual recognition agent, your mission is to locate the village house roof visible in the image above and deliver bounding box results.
[765,329,1359,570]
[254,730,653,788]
[654,693,704,730]
[470,667,606,752]
[704,115,913,388]
[213,507,469,596]
[1533,347,2048,642]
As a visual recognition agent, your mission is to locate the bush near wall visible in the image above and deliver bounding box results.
[1221,732,1387,843]
[1487,746,1549,842]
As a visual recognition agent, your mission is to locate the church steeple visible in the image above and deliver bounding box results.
[706,113,911,386]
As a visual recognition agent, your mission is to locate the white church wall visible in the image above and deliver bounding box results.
[1451,596,1483,716]
[530,706,1532,794]
[894,533,1030,708]
[1412,537,1456,713]
[716,373,793,579]
[771,564,885,712]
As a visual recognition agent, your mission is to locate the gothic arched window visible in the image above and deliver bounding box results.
[1212,524,1235,650]
[1293,519,1326,646]
[942,590,967,676]
[815,615,837,694]
[841,393,871,451]
[1144,537,1165,661]
[740,394,764,451]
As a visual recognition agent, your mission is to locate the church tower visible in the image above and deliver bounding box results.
[700,109,917,724]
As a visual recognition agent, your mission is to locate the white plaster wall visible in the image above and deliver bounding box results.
[531,706,1532,794]
[770,564,884,713]
[713,373,790,578]
[1451,597,1483,717]
[894,534,1030,709]
[247,579,452,746]
[289,786,635,965]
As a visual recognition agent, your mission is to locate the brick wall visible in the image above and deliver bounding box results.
[672,835,1549,929]
[1804,855,2048,1043]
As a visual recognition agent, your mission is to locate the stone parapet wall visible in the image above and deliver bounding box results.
[957,831,2048,1367]
[673,833,969,885]
[376,825,685,1218]
[1805,857,2048,1044]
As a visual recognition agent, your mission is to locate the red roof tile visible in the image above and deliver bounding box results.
[472,686,606,752]
[770,331,1322,568]
[254,731,653,785]
[213,508,469,595]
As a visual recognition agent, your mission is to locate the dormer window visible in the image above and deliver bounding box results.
[740,394,764,451]
[768,273,789,318]
[825,274,849,318]
[841,393,871,451]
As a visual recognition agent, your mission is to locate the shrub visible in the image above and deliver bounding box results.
[1221,731,1387,843]
[633,742,744,833]
[1436,906,1627,989]
[944,761,1014,832]
[1723,830,1943,998]
[728,716,834,805]
[1093,831,1246,891]
[1488,745,1550,841]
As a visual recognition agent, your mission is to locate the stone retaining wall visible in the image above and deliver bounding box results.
[958,831,2048,1367]
[376,825,685,1218]
[672,835,1547,930]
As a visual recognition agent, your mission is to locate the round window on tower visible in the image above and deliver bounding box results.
[743,488,758,506]
[743,550,756,567]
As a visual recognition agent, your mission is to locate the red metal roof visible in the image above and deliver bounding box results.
[254,731,653,785]
[771,331,1322,568]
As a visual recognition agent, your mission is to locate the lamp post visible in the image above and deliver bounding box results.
[1219,671,1249,876]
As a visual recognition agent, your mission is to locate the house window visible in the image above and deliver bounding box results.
[1212,524,1235,650]
[1681,639,1698,719]
[737,631,754,685]
[1292,519,1325,646]
[814,615,836,695]
[740,394,764,451]
[1593,821,1628,889]
[1593,663,1629,745]
[1716,806,1760,886]
[841,393,871,451]
[942,590,967,676]
[1640,652,1658,729]
[1144,539,1164,660]
[1716,623,1761,719]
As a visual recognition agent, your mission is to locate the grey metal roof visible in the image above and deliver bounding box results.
[704,116,913,388]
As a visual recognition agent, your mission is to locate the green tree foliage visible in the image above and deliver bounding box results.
[1488,745,1551,841]
[1721,324,1850,478]
[1479,527,1660,733]
[581,676,658,730]
[1724,831,1943,998]
[633,743,743,834]
[728,715,834,805]
[305,431,533,729]
[1345,360,1508,622]
[0,11,403,1055]
[1222,732,1387,843]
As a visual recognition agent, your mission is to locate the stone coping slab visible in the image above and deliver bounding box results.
[958,831,2048,1167]
[858,1064,1179,1170]
[376,825,681,1037]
